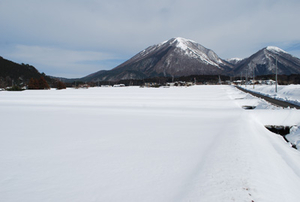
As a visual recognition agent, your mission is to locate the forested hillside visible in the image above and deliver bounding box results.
[0,56,52,87]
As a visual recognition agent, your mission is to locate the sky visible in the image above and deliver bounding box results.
[1,0,300,78]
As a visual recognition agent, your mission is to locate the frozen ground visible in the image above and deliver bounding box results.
[1,86,300,202]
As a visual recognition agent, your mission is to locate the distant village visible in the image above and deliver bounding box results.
[74,78,278,89]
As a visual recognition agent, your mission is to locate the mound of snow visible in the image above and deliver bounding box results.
[286,126,300,150]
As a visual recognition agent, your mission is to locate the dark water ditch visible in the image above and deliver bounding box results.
[265,125,297,149]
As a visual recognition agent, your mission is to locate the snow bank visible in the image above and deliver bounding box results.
[286,126,300,150]
[1,86,300,202]
[244,84,300,106]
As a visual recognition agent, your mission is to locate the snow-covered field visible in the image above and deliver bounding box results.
[1,86,300,202]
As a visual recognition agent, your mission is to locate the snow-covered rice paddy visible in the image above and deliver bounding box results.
[1,86,300,201]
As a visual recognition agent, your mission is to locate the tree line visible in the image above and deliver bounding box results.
[28,77,50,89]
[27,77,66,90]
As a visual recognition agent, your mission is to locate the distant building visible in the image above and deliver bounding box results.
[113,84,125,87]
[77,84,89,89]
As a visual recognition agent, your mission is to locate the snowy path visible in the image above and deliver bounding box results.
[1,86,300,201]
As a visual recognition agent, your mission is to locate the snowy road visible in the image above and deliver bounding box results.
[243,84,300,107]
[1,86,300,202]
[236,86,300,109]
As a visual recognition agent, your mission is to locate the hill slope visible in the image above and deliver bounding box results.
[0,56,51,86]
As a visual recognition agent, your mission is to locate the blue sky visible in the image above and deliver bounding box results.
[1,0,300,78]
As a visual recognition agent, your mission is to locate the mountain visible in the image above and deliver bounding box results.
[84,37,233,82]
[231,46,300,76]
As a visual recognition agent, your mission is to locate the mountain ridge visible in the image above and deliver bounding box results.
[83,38,300,82]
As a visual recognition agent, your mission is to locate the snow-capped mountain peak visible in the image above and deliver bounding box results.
[227,58,243,65]
[160,37,194,50]
[174,37,189,50]
[266,46,287,54]
[162,37,226,67]
[168,37,195,50]
[134,37,198,60]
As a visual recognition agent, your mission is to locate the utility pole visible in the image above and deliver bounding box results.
[275,57,278,93]
[245,70,248,87]
[240,72,242,86]
[253,64,255,89]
